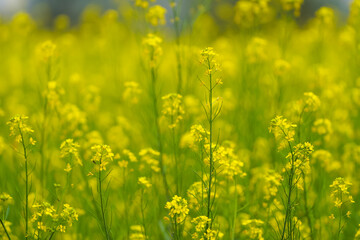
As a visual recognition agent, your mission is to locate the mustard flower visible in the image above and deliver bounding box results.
[146,5,166,26]
[165,195,189,223]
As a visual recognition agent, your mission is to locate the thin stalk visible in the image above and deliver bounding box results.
[48,231,55,240]
[174,218,179,240]
[40,60,51,198]
[0,219,11,240]
[19,127,29,240]
[98,156,110,240]
[206,58,213,229]
[150,63,171,200]
[280,137,295,240]
[337,193,343,240]
[140,190,148,239]
[122,169,130,238]
[171,127,180,195]
[231,178,238,240]
[303,173,313,239]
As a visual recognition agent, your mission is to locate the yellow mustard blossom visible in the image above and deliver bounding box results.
[209,146,246,179]
[123,81,142,104]
[91,144,114,171]
[204,228,224,240]
[190,124,209,143]
[59,103,87,138]
[312,118,333,136]
[139,148,161,172]
[285,142,314,186]
[191,216,211,239]
[129,225,146,240]
[162,93,185,128]
[242,219,264,240]
[303,92,321,112]
[330,178,354,209]
[234,0,271,28]
[45,81,64,110]
[246,37,268,63]
[36,40,57,62]
[143,33,163,67]
[146,5,166,26]
[315,7,335,26]
[123,149,138,162]
[263,170,282,202]
[7,115,35,144]
[60,138,82,166]
[135,0,155,9]
[200,47,221,77]
[138,177,152,188]
[165,195,189,223]
[31,202,78,235]
[269,116,297,150]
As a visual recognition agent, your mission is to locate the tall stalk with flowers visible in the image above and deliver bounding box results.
[269,116,314,240]
[199,47,223,231]
[90,144,114,240]
[143,33,171,199]
[7,115,36,239]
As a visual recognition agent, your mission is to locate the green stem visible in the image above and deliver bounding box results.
[337,193,343,240]
[98,156,110,240]
[150,64,171,200]
[231,178,237,240]
[19,127,29,240]
[172,127,180,195]
[0,219,11,240]
[280,138,295,240]
[140,190,148,239]
[303,173,313,239]
[206,58,213,230]
[48,231,55,240]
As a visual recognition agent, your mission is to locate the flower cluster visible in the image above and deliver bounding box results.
[269,116,296,150]
[60,139,82,167]
[146,5,166,26]
[286,142,314,177]
[31,202,78,234]
[200,47,221,77]
[7,115,36,145]
[330,178,354,209]
[246,37,268,63]
[36,40,57,62]
[123,81,142,104]
[242,219,264,240]
[263,170,282,203]
[138,177,152,188]
[139,148,160,172]
[162,93,185,128]
[165,195,189,223]
[142,33,163,66]
[90,144,114,171]
[234,0,271,28]
[129,225,146,239]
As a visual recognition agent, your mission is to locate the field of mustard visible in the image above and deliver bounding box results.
[1,0,360,239]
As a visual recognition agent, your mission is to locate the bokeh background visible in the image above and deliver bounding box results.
[0,0,354,25]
